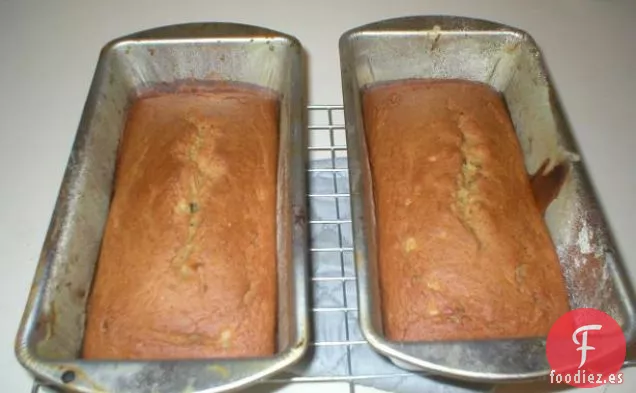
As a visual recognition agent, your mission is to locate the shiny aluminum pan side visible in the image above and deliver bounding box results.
[339,15,636,383]
[15,23,309,393]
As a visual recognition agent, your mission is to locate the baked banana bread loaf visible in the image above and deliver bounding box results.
[83,83,279,359]
[362,79,570,342]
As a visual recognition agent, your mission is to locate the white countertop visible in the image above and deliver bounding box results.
[1,0,635,392]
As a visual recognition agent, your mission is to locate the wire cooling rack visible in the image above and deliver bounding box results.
[31,105,474,393]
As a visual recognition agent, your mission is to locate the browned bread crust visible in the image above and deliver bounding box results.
[83,84,279,359]
[362,79,570,342]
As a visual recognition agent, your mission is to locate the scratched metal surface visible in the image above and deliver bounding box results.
[339,15,636,383]
[15,23,309,393]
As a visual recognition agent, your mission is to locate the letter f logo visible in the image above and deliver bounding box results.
[572,324,602,368]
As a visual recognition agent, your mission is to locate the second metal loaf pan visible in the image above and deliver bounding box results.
[339,15,636,383]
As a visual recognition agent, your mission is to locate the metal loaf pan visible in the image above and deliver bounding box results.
[15,23,309,393]
[339,16,636,382]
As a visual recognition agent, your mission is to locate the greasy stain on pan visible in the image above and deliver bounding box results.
[339,15,636,383]
[15,23,309,393]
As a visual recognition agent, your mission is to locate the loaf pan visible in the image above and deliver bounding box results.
[339,15,636,382]
[15,23,309,393]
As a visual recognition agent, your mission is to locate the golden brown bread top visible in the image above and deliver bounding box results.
[83,84,279,359]
[362,79,570,342]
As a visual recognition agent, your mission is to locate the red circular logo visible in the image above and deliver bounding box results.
[546,308,626,388]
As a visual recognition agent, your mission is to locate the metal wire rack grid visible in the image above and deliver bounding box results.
[31,105,413,393]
